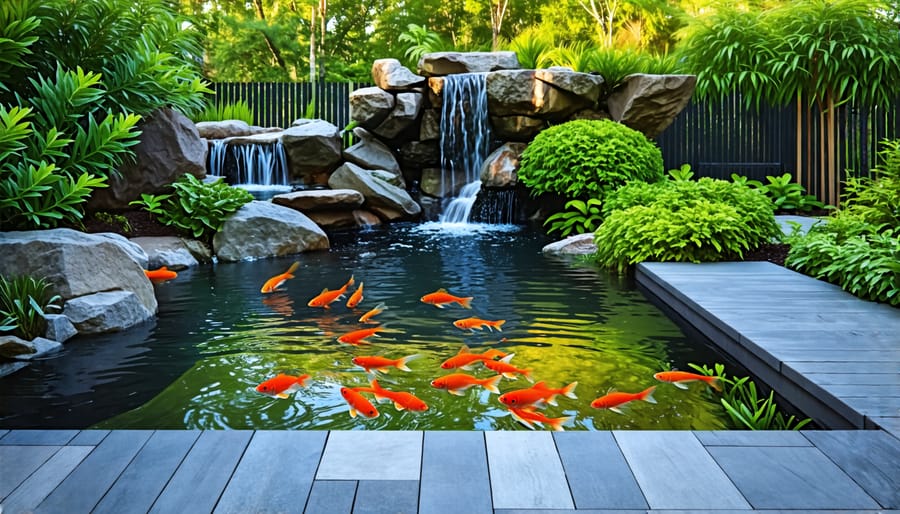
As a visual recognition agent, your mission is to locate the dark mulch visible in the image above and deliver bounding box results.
[743,243,791,267]
[80,210,181,238]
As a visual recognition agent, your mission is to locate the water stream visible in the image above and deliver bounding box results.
[208,139,290,187]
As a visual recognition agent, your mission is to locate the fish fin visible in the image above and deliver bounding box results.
[393,401,406,411]
[373,394,390,403]
[610,406,626,415]
[436,288,447,293]
[396,354,420,372]
[484,349,506,359]
[673,382,690,390]
[549,417,572,431]
[524,372,535,384]
[349,408,358,418]
[499,354,515,364]
[457,345,471,355]
[562,381,578,399]
[532,381,548,390]
[502,372,518,380]
[448,388,466,397]
[459,297,473,309]
[435,303,446,309]
[546,397,559,407]
[460,363,476,371]
[494,320,506,331]
[707,377,723,392]
[642,386,658,404]
[482,375,502,394]
[508,410,535,430]
[532,399,549,409]
[276,393,290,399]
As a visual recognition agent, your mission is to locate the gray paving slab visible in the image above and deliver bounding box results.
[0,445,92,514]
[304,480,356,514]
[317,431,422,481]
[0,429,8,439]
[35,429,153,514]
[870,416,900,434]
[614,431,750,510]
[353,480,418,514]
[0,430,78,445]
[798,373,899,385]
[419,431,491,514]
[554,431,647,510]
[741,330,900,350]
[69,429,109,446]
[485,431,574,510]
[786,361,900,374]
[708,446,881,509]
[694,430,811,446]
[494,511,646,514]
[804,430,900,508]
[91,430,201,514]
[821,383,900,397]
[215,430,326,514]
[148,430,252,514]
[841,396,900,417]
[0,445,60,499]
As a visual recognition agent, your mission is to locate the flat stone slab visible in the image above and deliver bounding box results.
[316,431,422,480]
[486,431,574,509]
[420,431,492,514]
[554,431,647,509]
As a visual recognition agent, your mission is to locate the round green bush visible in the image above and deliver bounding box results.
[517,119,664,199]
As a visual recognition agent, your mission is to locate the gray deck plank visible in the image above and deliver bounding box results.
[317,431,422,481]
[419,431,491,514]
[708,446,881,509]
[148,430,252,514]
[0,445,60,499]
[820,383,900,397]
[91,430,201,514]
[614,431,750,510]
[215,430,326,514]
[840,396,900,417]
[69,429,109,446]
[0,446,93,514]
[35,430,153,514]
[785,361,900,374]
[554,431,647,510]
[796,373,899,385]
[0,429,8,439]
[0,430,78,445]
[353,480,418,514]
[304,480,356,514]
[694,430,811,447]
[485,431,574,510]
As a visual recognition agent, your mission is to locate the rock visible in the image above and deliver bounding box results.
[0,335,36,358]
[421,167,467,198]
[490,115,546,141]
[0,361,28,378]
[372,58,426,90]
[92,233,149,269]
[3,336,64,360]
[371,169,405,188]
[130,237,200,270]
[417,196,443,221]
[272,189,365,212]
[349,87,395,129]
[480,143,527,188]
[249,125,283,135]
[373,92,423,139]
[63,291,153,333]
[44,313,77,343]
[306,209,382,230]
[487,70,589,119]
[419,109,440,141]
[606,74,697,138]
[0,228,158,315]
[418,51,520,76]
[534,69,605,103]
[343,128,402,175]
[222,131,283,146]
[570,108,611,121]
[328,162,421,219]
[195,120,252,139]
[541,233,598,256]
[212,201,330,262]
[88,108,207,210]
[400,140,440,169]
[281,120,343,181]
[181,239,214,263]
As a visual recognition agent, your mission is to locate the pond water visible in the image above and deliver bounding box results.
[0,223,735,431]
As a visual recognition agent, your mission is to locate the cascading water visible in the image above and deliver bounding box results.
[438,73,493,224]
[207,140,290,187]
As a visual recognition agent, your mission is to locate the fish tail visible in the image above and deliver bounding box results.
[484,349,507,359]
[524,370,535,383]
[285,261,300,275]
[345,274,355,289]
[562,381,579,399]
[706,377,723,392]
[493,320,506,331]
[482,375,502,394]
[459,297,473,309]
[396,354,420,372]
[549,416,572,431]
[641,385,657,404]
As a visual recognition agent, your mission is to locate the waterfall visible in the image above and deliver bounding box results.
[470,189,518,224]
[438,73,493,224]
[207,140,290,187]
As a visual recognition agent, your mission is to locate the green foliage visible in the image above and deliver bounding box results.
[92,211,133,233]
[730,172,826,212]
[0,275,62,341]
[130,174,253,241]
[544,198,604,237]
[842,139,900,228]
[518,119,664,200]
[668,163,694,181]
[587,47,683,93]
[192,100,255,124]
[503,28,554,69]
[398,24,451,69]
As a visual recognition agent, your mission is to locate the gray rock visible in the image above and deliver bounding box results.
[212,201,330,262]
[130,237,200,270]
[0,335,36,358]
[63,291,155,334]
[487,70,589,119]
[249,125,283,135]
[306,209,382,230]
[44,313,77,343]
[418,51,520,76]
[272,189,365,212]
[349,87,395,129]
[328,162,421,219]
[0,361,28,378]
[373,92,423,139]
[541,233,598,256]
[490,115,546,141]
[196,120,252,139]
[92,232,149,269]
[400,140,440,169]
[370,169,405,188]
[372,58,426,90]
[181,239,214,263]
[607,74,697,138]
[281,120,343,181]
[419,109,440,141]
[421,167,467,198]
[343,132,402,175]
[13,337,63,360]
[534,69,605,103]
[480,143,527,188]
[222,131,283,146]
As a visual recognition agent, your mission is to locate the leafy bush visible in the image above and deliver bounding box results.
[518,119,664,200]
[192,100,255,125]
[131,174,253,241]
[0,275,62,341]
[503,28,554,69]
[842,139,900,228]
[730,173,826,212]
[544,198,603,237]
[398,24,452,69]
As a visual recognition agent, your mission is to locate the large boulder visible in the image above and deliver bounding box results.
[212,201,330,262]
[44,313,77,343]
[418,51,520,76]
[607,74,698,138]
[88,108,207,210]
[305,209,382,230]
[420,167,467,198]
[63,291,154,334]
[373,92,423,140]
[195,120,252,139]
[281,120,343,183]
[534,68,605,104]
[130,236,201,270]
[272,189,365,212]
[343,127,402,175]
[480,143,527,188]
[487,70,590,120]
[328,162,421,219]
[419,109,440,141]
[0,335,63,360]
[490,115,546,141]
[349,87,395,129]
[400,141,440,169]
[372,59,426,90]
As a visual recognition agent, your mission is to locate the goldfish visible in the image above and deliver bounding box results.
[346,282,364,308]
[497,381,578,408]
[420,288,473,309]
[483,354,533,382]
[508,406,571,431]
[260,262,299,293]
[358,302,387,324]
[307,275,355,309]
[337,326,384,345]
[340,386,379,418]
[440,345,508,370]
[356,379,429,412]
[255,373,310,399]
[351,354,419,374]
[430,373,502,396]
[590,386,657,414]
[654,371,722,392]
[144,266,177,282]
[453,317,506,332]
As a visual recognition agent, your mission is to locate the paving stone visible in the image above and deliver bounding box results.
[614,431,750,510]
[786,361,900,374]
[708,446,881,509]
[69,429,109,446]
[317,431,422,480]
[353,480,418,514]
[0,429,8,439]
[485,431,574,510]
[0,446,92,513]
[694,430,811,447]
[0,429,78,445]
[304,480,356,514]
[419,431,491,514]
[0,445,61,498]
[554,431,647,510]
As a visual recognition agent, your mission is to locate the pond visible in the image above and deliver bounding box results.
[0,223,735,431]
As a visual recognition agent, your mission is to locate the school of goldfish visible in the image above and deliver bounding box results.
[249,262,724,431]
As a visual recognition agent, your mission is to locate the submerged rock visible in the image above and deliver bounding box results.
[541,233,598,256]
[131,236,200,270]
[63,291,155,334]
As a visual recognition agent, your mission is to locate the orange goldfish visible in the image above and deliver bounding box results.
[508,406,571,431]
[356,379,429,412]
[340,386,379,418]
[144,266,177,282]
[497,381,578,408]
[453,317,506,332]
[590,386,657,414]
[260,262,299,293]
[483,354,533,382]
[255,373,310,399]
[351,354,419,374]
[430,373,502,396]
[420,288,473,309]
[307,275,355,309]
[337,326,384,345]
[654,371,722,392]
[440,345,508,370]
[346,282,365,308]
[358,302,387,324]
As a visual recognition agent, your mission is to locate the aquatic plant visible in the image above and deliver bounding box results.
[0,275,62,341]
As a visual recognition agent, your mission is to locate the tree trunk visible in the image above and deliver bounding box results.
[253,0,287,70]
[491,0,509,51]
[827,91,837,205]
[796,94,802,187]
[310,6,316,83]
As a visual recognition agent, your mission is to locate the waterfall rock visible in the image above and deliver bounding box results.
[418,51,520,76]
[419,109,440,141]
[328,162,421,219]
[306,209,382,230]
[541,233,598,256]
[534,68,605,103]
[420,167,467,198]
[400,141,440,169]
[480,143,527,188]
[0,229,158,316]
[372,58,426,90]
[130,237,201,270]
[487,70,591,119]
[343,128,402,175]
[91,232,150,269]
[44,313,77,343]
[373,92,423,140]
[63,291,154,334]
[212,201,330,262]
[0,335,63,360]
[196,120,252,139]
[272,189,365,211]
[281,120,343,183]
[88,108,208,210]
[222,131,283,145]
[350,87,396,129]
[490,115,546,141]
[607,74,697,138]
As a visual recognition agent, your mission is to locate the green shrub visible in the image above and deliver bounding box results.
[842,139,900,228]
[544,198,603,237]
[0,275,62,341]
[503,28,554,69]
[730,172,826,212]
[518,119,664,201]
[192,100,255,125]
